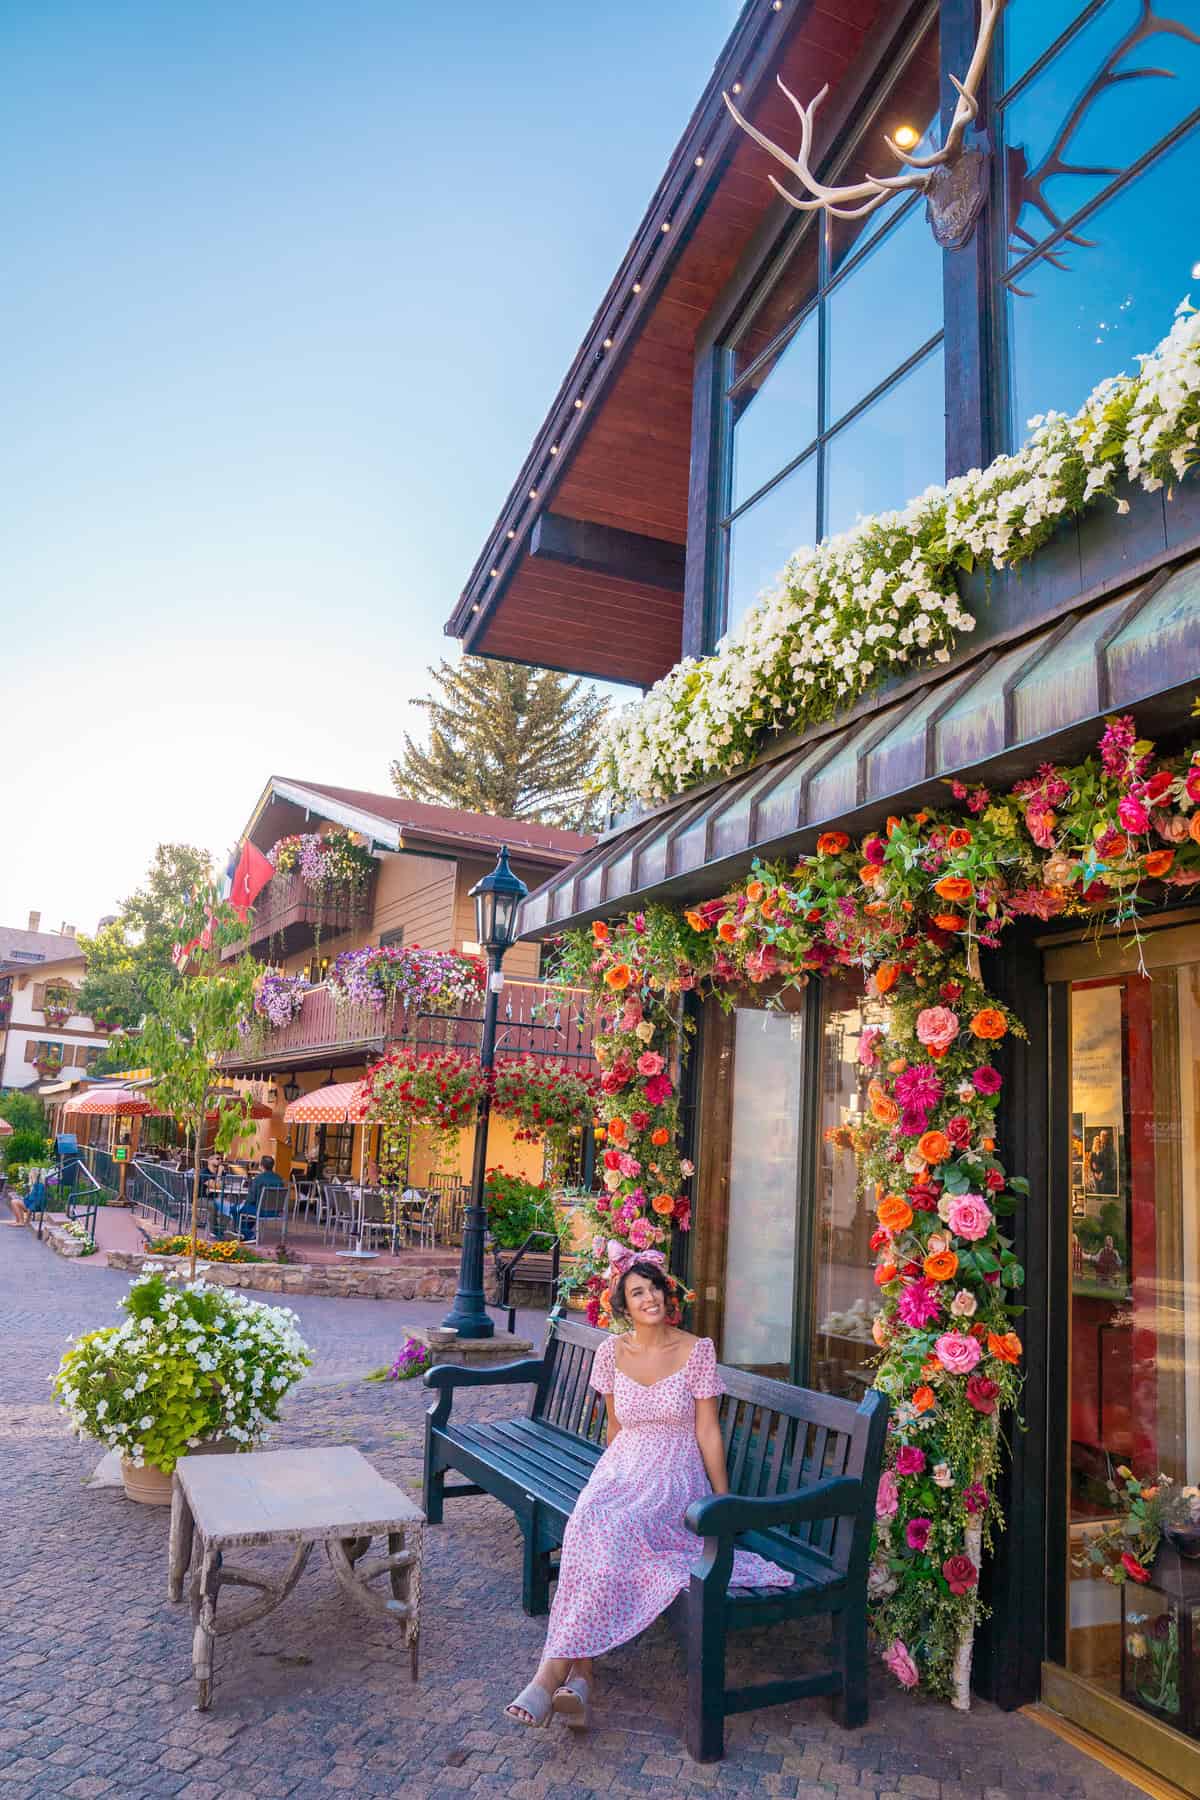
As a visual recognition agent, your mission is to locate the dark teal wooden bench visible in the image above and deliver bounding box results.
[423,1315,888,1760]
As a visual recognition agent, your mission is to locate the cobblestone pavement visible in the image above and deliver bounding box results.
[1,1221,1146,1800]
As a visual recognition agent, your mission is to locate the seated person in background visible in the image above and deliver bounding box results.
[241,1155,286,1239]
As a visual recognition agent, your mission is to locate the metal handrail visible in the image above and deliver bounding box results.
[131,1157,188,1230]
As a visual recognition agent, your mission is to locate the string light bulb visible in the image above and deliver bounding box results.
[574,397,584,408]
[529,487,539,498]
[489,567,499,578]
[731,80,742,94]
[506,528,516,539]
[602,336,613,349]
[694,152,705,167]
[632,281,642,293]
[660,219,671,233]
[893,123,920,149]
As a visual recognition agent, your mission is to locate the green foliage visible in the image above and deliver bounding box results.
[390,656,609,830]
[0,1092,45,1135]
[484,1168,566,1249]
[53,1269,311,1472]
[77,843,215,1030]
[2,1127,49,1168]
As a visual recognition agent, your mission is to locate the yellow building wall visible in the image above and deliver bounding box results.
[452,853,546,982]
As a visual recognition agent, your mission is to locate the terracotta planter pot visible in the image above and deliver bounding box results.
[120,1435,239,1507]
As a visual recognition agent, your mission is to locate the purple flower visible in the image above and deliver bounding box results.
[897,1281,941,1328]
[972,1065,1002,1095]
[906,1517,932,1552]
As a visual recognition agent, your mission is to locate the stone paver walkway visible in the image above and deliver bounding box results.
[0,1217,1148,1800]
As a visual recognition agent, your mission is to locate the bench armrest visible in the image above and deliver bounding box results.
[684,1474,862,1540]
[424,1356,547,1392]
[423,1354,548,1428]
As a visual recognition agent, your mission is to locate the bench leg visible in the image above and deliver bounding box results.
[685,1574,728,1763]
[521,1518,551,1616]
[830,1598,869,1730]
[424,1444,445,1526]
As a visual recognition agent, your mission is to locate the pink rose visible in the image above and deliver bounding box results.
[1117,795,1150,834]
[946,1195,993,1241]
[935,1332,983,1375]
[642,1073,674,1105]
[883,1640,919,1689]
[617,1152,641,1178]
[636,1050,666,1077]
[971,1065,1002,1095]
[628,1217,655,1250]
[906,1517,932,1552]
[1186,765,1200,805]
[894,1445,926,1477]
[858,1026,884,1068]
[915,1007,959,1054]
[949,1289,977,1318]
[875,1470,899,1519]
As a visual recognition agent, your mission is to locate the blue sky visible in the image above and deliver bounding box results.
[0,0,739,934]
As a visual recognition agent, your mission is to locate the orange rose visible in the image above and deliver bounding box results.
[860,863,883,886]
[874,1262,897,1287]
[651,1193,676,1217]
[886,816,902,838]
[717,918,738,943]
[934,876,973,903]
[970,1008,1008,1041]
[948,829,972,849]
[875,962,899,994]
[981,1137,995,1152]
[917,1130,951,1166]
[684,909,708,933]
[1191,814,1200,846]
[746,880,765,903]
[914,811,930,826]
[607,1117,628,1144]
[650,1126,670,1147]
[1144,849,1175,877]
[924,1250,959,1282]
[933,914,965,931]
[876,1194,913,1231]
[912,1385,936,1414]
[817,832,850,855]
[592,920,610,944]
[1106,833,1129,858]
[870,1091,900,1125]
[988,1331,1022,1364]
[759,895,778,921]
[603,963,632,991]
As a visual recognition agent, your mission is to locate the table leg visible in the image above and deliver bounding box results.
[325,1530,420,1679]
[168,1481,195,1604]
[389,1530,420,1681]
[190,1542,222,1712]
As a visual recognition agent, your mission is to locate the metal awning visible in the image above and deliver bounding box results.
[519,552,1200,938]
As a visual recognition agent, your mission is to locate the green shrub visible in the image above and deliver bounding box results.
[0,1092,45,1135]
[2,1128,49,1169]
[484,1168,566,1249]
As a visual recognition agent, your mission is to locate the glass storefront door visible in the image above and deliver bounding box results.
[1049,929,1200,1784]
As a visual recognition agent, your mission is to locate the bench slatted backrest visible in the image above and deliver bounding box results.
[538,1318,881,1563]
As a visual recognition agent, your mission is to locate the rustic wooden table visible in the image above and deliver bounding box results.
[167,1446,423,1710]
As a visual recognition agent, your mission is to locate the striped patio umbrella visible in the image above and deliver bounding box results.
[205,1099,274,1123]
[283,1080,369,1124]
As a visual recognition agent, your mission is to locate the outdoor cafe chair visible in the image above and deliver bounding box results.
[399,1189,437,1251]
[321,1182,355,1247]
[358,1188,396,1255]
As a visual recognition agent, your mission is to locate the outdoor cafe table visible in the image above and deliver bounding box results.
[168,1446,423,1709]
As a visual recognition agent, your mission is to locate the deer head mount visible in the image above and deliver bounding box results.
[723,0,1004,250]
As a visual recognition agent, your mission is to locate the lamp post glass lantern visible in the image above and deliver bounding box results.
[442,847,528,1338]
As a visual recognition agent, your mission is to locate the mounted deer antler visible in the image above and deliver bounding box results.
[723,0,1005,242]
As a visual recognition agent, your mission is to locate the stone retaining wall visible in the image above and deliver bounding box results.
[103,1249,554,1309]
[39,1220,92,1260]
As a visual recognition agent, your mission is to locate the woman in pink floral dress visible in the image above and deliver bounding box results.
[505,1247,792,1729]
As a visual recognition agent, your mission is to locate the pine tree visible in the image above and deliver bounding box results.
[391,658,608,830]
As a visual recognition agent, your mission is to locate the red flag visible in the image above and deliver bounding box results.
[229,841,275,919]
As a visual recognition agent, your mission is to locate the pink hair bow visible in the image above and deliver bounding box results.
[606,1240,666,1279]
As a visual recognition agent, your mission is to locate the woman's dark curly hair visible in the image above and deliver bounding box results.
[610,1259,680,1324]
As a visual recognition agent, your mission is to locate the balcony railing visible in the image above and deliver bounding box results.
[220,867,376,961]
[217,977,595,1074]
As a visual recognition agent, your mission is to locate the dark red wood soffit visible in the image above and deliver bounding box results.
[451,0,884,686]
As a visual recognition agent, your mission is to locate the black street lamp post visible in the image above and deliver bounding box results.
[442,846,528,1339]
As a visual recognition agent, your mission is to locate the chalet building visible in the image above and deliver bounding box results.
[215,778,594,1186]
[449,0,1200,1783]
[0,924,112,1094]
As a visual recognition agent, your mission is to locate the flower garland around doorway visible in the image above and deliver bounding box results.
[561,710,1200,1704]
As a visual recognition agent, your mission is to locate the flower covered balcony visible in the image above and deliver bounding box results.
[217,970,594,1076]
[221,866,377,960]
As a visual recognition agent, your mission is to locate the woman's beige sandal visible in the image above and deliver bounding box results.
[552,1675,592,1729]
[505,1681,554,1727]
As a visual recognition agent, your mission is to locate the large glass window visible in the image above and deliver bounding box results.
[1058,942,1200,1772]
[720,1007,807,1377]
[716,12,943,642]
[998,0,1200,438]
[810,973,889,1400]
